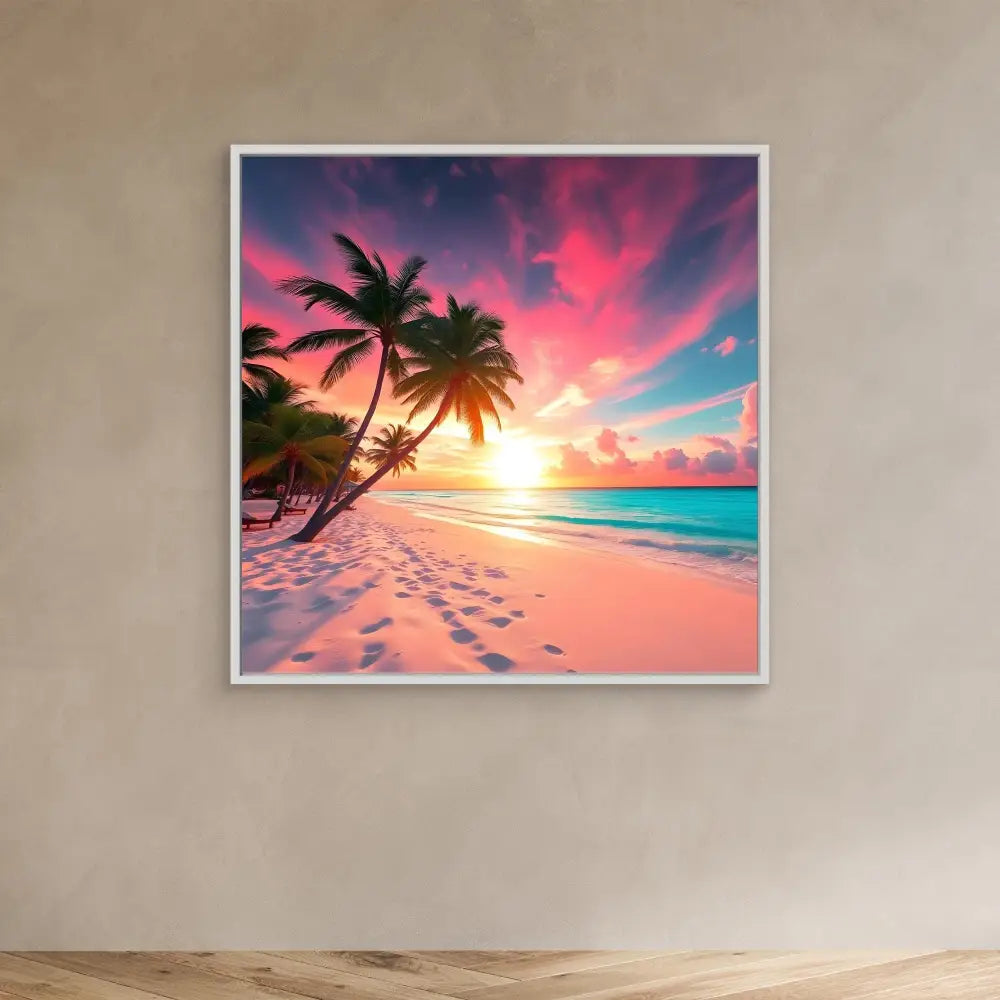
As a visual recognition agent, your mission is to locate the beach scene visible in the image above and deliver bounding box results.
[239,152,761,677]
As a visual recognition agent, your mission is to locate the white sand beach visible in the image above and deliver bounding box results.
[241,498,757,676]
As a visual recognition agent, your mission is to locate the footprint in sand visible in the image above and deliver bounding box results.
[472,588,490,598]
[486,616,512,629]
[459,605,482,617]
[488,595,505,605]
[394,591,411,599]
[510,610,525,619]
[535,593,546,598]
[478,652,515,672]
[543,644,564,656]
[359,617,392,635]
[290,651,316,662]
[449,628,477,645]
[359,642,386,669]
[449,581,471,591]
[472,642,486,652]
[425,596,448,608]
[257,589,286,603]
[441,610,458,623]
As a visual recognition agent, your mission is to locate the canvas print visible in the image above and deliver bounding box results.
[234,146,766,682]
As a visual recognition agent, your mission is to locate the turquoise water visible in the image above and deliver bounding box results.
[374,487,758,584]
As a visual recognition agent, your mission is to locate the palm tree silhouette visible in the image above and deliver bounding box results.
[366,423,418,478]
[241,323,288,388]
[278,234,431,537]
[241,374,312,424]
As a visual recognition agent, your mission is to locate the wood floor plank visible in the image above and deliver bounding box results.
[18,952,317,1000]
[468,954,664,981]
[418,955,528,973]
[0,954,171,1000]
[452,952,786,1000]
[159,951,453,1000]
[480,952,928,1000]
[268,951,515,995]
[717,952,1000,1000]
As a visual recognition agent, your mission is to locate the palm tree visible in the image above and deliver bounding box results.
[241,374,313,424]
[277,234,431,536]
[242,406,348,520]
[294,297,522,538]
[313,411,360,442]
[241,323,288,387]
[366,423,418,478]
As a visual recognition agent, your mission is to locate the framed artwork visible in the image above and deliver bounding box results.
[232,144,768,684]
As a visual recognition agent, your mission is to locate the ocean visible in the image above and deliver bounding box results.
[373,487,758,585]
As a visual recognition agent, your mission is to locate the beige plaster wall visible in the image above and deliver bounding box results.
[2,0,999,947]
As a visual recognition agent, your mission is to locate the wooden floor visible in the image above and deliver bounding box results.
[2,951,1000,1000]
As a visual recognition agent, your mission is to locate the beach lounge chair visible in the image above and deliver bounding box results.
[282,505,308,514]
[242,512,277,531]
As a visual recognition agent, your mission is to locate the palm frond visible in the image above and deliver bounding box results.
[468,381,503,432]
[276,276,367,320]
[241,361,284,388]
[242,323,288,360]
[242,452,283,483]
[287,327,369,354]
[385,346,412,386]
[332,233,379,283]
[319,337,377,390]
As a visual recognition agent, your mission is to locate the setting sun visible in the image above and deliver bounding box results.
[492,439,545,489]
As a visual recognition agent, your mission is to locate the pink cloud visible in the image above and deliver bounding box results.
[495,193,531,266]
[547,433,639,484]
[713,335,738,357]
[659,447,690,470]
[449,163,465,178]
[550,443,597,477]
[594,428,637,471]
[697,434,737,453]
[422,186,438,208]
[697,449,738,475]
[609,451,637,472]
[739,382,758,443]
[595,427,621,456]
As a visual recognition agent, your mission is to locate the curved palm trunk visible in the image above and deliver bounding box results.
[274,460,297,521]
[291,342,389,543]
[313,392,454,529]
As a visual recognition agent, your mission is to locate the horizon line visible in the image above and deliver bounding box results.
[373,483,758,492]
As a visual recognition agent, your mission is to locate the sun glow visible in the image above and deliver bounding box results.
[492,439,545,489]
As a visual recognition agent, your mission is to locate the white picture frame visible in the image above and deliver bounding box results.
[230,144,769,685]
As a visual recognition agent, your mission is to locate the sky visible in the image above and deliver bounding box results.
[241,154,759,490]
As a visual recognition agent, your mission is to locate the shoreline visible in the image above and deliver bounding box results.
[371,495,758,591]
[241,498,758,676]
